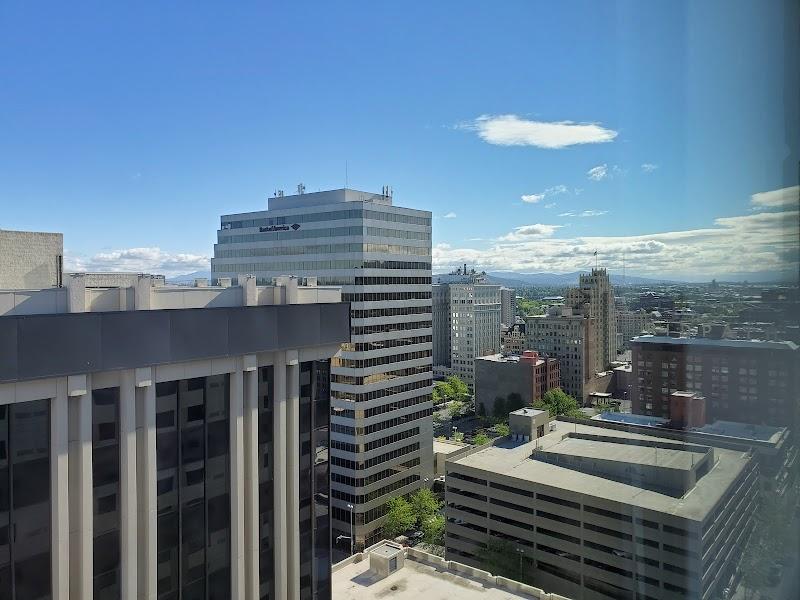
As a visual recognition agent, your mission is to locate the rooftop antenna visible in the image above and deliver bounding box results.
[297,183,305,195]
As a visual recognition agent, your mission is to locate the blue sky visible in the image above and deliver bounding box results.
[1,1,797,280]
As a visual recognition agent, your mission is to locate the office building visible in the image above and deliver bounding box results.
[616,309,655,351]
[566,268,617,370]
[445,418,757,600]
[211,188,434,550]
[333,541,565,600]
[501,322,526,354]
[0,229,63,289]
[500,287,515,326]
[0,273,349,600]
[474,352,560,417]
[631,335,799,427]
[432,283,451,368]
[433,274,501,388]
[525,306,597,402]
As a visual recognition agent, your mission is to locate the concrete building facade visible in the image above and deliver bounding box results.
[566,269,617,370]
[0,229,63,289]
[616,309,655,351]
[0,274,350,600]
[474,352,560,417]
[525,307,597,402]
[433,278,501,388]
[631,335,799,427]
[500,287,515,326]
[445,419,758,600]
[211,188,434,550]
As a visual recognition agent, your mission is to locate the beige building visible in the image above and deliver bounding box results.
[566,269,617,370]
[525,307,597,402]
[0,229,63,289]
[616,309,655,351]
[445,418,757,600]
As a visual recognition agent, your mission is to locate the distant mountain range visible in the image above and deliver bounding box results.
[438,271,686,287]
[167,270,213,284]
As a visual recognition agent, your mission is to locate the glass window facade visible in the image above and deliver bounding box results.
[92,388,121,599]
[156,375,231,600]
[0,399,51,600]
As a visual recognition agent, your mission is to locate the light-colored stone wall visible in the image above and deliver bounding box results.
[0,230,63,289]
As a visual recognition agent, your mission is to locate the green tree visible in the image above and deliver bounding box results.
[506,392,525,412]
[433,381,452,405]
[448,400,465,419]
[446,376,470,402]
[494,422,510,437]
[410,488,441,525]
[473,432,490,446]
[421,514,445,546]
[476,539,531,582]
[535,388,584,419]
[451,430,464,442]
[492,396,507,419]
[382,497,416,539]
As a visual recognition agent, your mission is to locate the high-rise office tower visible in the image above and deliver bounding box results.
[212,188,434,551]
[432,274,502,388]
[0,272,349,600]
[500,287,515,326]
[566,268,617,370]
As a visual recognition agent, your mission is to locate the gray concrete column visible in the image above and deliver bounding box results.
[120,370,138,599]
[272,351,288,600]
[286,360,300,600]
[243,364,260,599]
[51,381,70,600]
[230,367,246,599]
[135,371,156,600]
[68,374,93,599]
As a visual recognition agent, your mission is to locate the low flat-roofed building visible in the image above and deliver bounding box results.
[445,421,757,600]
[475,352,559,417]
[333,541,570,600]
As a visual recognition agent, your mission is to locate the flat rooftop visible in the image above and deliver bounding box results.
[433,439,466,455]
[540,436,706,471]
[451,421,751,522]
[693,420,785,444]
[631,334,797,351]
[333,545,554,600]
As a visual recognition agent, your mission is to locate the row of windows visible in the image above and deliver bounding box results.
[221,208,430,229]
[343,291,432,302]
[330,408,433,436]
[354,276,432,285]
[215,242,431,259]
[330,458,420,488]
[332,392,430,420]
[332,350,432,370]
[330,474,420,504]
[352,306,432,319]
[341,335,432,353]
[331,365,431,386]
[332,378,432,403]
[330,426,420,454]
[213,259,431,272]
[217,226,431,245]
[351,319,432,336]
[330,442,420,471]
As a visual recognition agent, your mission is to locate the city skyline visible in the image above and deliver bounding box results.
[1,1,797,281]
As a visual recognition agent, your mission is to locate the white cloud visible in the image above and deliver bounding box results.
[751,185,798,208]
[521,184,568,204]
[434,208,799,280]
[558,210,608,218]
[443,211,457,219]
[544,202,557,209]
[461,114,617,149]
[574,187,584,195]
[587,164,609,181]
[641,163,658,173]
[65,247,210,277]
[499,223,562,241]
